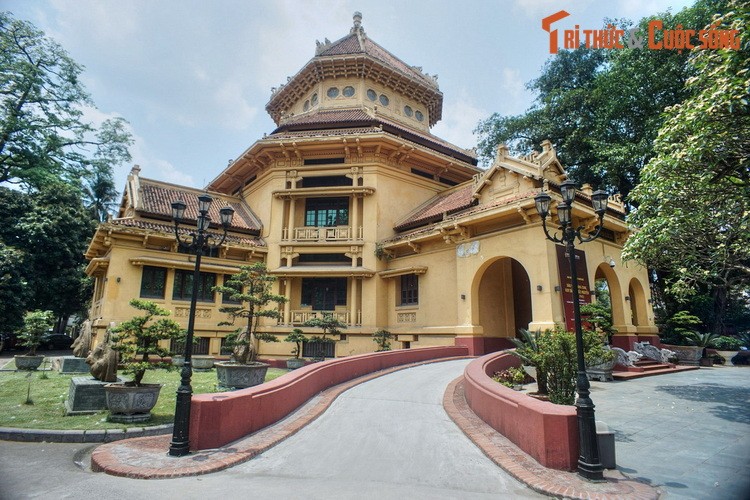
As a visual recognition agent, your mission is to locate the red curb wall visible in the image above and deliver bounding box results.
[463,351,578,470]
[189,346,469,450]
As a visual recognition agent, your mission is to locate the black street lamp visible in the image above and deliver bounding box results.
[534,181,609,481]
[168,193,234,457]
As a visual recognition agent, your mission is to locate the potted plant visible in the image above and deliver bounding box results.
[284,328,307,369]
[660,311,705,366]
[302,313,346,361]
[712,335,744,365]
[684,331,721,366]
[105,299,183,422]
[15,310,54,370]
[373,329,393,352]
[213,263,287,389]
[584,330,617,382]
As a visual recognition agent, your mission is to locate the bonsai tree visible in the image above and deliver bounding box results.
[580,302,617,345]
[661,310,703,345]
[303,313,346,360]
[284,328,307,359]
[214,262,287,364]
[18,310,54,356]
[372,329,393,351]
[110,299,183,386]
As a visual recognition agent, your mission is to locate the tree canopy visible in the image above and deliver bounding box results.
[0,11,132,191]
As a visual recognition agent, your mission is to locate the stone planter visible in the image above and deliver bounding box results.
[215,361,269,390]
[586,357,617,382]
[192,355,215,371]
[664,345,703,366]
[716,350,739,365]
[14,355,45,371]
[171,355,184,367]
[104,383,162,423]
[286,358,305,370]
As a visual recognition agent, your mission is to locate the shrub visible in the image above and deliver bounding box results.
[538,328,577,405]
[372,329,393,351]
[713,336,743,351]
[284,329,307,359]
[18,310,54,356]
[492,367,526,388]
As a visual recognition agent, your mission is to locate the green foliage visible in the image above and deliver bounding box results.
[18,310,53,356]
[580,301,617,342]
[0,244,29,334]
[283,328,307,359]
[372,329,393,351]
[302,314,347,339]
[214,262,286,364]
[662,310,703,345]
[539,328,577,405]
[511,329,548,394]
[712,335,744,350]
[492,367,526,388]
[623,3,750,335]
[0,12,132,190]
[110,299,183,386]
[684,331,720,348]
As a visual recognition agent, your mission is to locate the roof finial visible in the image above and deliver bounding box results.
[351,12,363,34]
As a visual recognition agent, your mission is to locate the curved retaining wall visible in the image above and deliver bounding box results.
[189,346,468,451]
[463,351,578,470]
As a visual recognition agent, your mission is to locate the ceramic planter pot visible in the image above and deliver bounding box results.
[104,383,162,423]
[286,358,305,370]
[14,355,45,371]
[716,350,738,365]
[664,345,703,366]
[215,361,269,389]
[192,355,215,371]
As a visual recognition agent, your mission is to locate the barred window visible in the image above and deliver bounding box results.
[140,266,167,299]
[400,274,418,305]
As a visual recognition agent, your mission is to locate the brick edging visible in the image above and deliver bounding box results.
[91,356,472,479]
[442,376,662,500]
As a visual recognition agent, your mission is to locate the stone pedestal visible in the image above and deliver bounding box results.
[64,377,122,415]
[52,356,89,373]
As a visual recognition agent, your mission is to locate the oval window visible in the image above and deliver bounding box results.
[415,110,424,122]
[379,94,389,106]
[367,89,377,101]
[327,87,339,98]
[303,100,310,112]
[404,105,413,117]
[343,86,355,97]
[311,93,319,106]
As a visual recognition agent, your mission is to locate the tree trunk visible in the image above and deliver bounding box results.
[712,286,728,336]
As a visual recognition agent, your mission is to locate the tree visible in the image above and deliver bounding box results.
[82,164,119,222]
[111,299,183,386]
[18,309,53,356]
[0,12,132,190]
[214,262,286,364]
[624,4,750,335]
[303,314,346,360]
[0,244,29,334]
[474,1,727,201]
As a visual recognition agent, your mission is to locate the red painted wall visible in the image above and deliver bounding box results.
[462,351,578,470]
[189,346,468,450]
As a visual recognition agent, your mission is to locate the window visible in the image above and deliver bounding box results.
[327,87,339,98]
[171,337,210,356]
[404,105,413,117]
[301,278,347,310]
[301,175,350,188]
[221,275,242,304]
[305,197,349,227]
[178,245,219,258]
[140,266,167,298]
[367,89,377,101]
[415,110,424,122]
[298,253,350,264]
[173,269,216,302]
[400,274,418,305]
[342,86,355,97]
[379,94,389,106]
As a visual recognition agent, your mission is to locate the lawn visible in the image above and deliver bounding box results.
[0,358,288,430]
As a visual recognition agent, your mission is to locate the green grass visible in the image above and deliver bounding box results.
[0,360,289,430]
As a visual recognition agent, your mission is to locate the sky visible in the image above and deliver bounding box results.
[5,0,695,193]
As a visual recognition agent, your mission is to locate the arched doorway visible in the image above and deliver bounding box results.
[594,264,625,328]
[628,278,648,327]
[475,257,532,352]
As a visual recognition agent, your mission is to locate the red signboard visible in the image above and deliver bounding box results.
[556,245,592,331]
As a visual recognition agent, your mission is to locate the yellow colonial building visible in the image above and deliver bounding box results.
[85,13,657,359]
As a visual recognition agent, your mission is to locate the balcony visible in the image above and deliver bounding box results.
[283,309,362,326]
[283,225,363,242]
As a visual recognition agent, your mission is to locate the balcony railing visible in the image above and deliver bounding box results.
[289,310,351,326]
[282,226,363,242]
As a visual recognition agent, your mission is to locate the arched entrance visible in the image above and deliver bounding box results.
[594,264,625,328]
[475,257,532,352]
[628,278,648,328]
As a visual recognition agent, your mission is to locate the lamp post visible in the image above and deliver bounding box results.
[168,193,234,457]
[534,180,609,481]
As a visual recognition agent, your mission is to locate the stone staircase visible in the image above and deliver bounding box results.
[612,359,699,380]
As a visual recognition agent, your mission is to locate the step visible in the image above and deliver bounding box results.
[613,364,699,380]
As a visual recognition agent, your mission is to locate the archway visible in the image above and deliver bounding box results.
[475,257,532,352]
[594,263,625,328]
[628,278,648,327]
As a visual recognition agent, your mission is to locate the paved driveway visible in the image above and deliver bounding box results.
[591,366,750,499]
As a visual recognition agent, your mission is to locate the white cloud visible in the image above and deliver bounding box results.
[212,80,259,131]
[432,93,487,151]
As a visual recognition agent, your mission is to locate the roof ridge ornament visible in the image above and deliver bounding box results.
[351,11,364,34]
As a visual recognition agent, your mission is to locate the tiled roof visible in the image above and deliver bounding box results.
[394,183,476,231]
[318,33,437,89]
[138,178,262,233]
[273,109,477,164]
[108,218,265,247]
